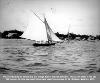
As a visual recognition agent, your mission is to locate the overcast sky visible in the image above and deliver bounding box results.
[0,0,100,35]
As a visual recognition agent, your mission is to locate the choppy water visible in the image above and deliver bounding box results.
[0,39,100,75]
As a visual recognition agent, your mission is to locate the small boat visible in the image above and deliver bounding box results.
[21,11,62,46]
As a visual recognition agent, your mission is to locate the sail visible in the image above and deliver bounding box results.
[44,18,62,42]
[21,13,48,42]
[21,12,62,43]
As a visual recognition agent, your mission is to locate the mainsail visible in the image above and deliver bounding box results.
[21,12,62,43]
[21,13,48,41]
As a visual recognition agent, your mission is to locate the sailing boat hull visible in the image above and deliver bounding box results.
[33,43,55,46]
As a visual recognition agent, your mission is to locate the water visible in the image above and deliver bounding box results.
[0,39,100,75]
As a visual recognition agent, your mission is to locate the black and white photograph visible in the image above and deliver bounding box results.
[0,0,100,81]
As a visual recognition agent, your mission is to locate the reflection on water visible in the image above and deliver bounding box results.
[0,39,100,75]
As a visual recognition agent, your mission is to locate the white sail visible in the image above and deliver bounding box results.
[44,18,62,42]
[21,13,48,42]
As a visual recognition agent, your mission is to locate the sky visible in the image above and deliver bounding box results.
[0,0,100,35]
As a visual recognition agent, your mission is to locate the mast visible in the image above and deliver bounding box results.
[67,24,70,42]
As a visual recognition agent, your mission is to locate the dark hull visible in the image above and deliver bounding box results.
[33,43,55,46]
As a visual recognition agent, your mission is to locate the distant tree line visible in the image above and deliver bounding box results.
[0,30,100,40]
[0,29,23,39]
[55,32,100,40]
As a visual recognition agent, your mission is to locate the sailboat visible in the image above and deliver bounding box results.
[21,11,62,46]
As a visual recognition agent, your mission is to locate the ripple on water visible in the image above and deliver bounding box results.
[25,63,49,67]
[14,58,27,62]
[13,69,29,74]
[0,67,11,74]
